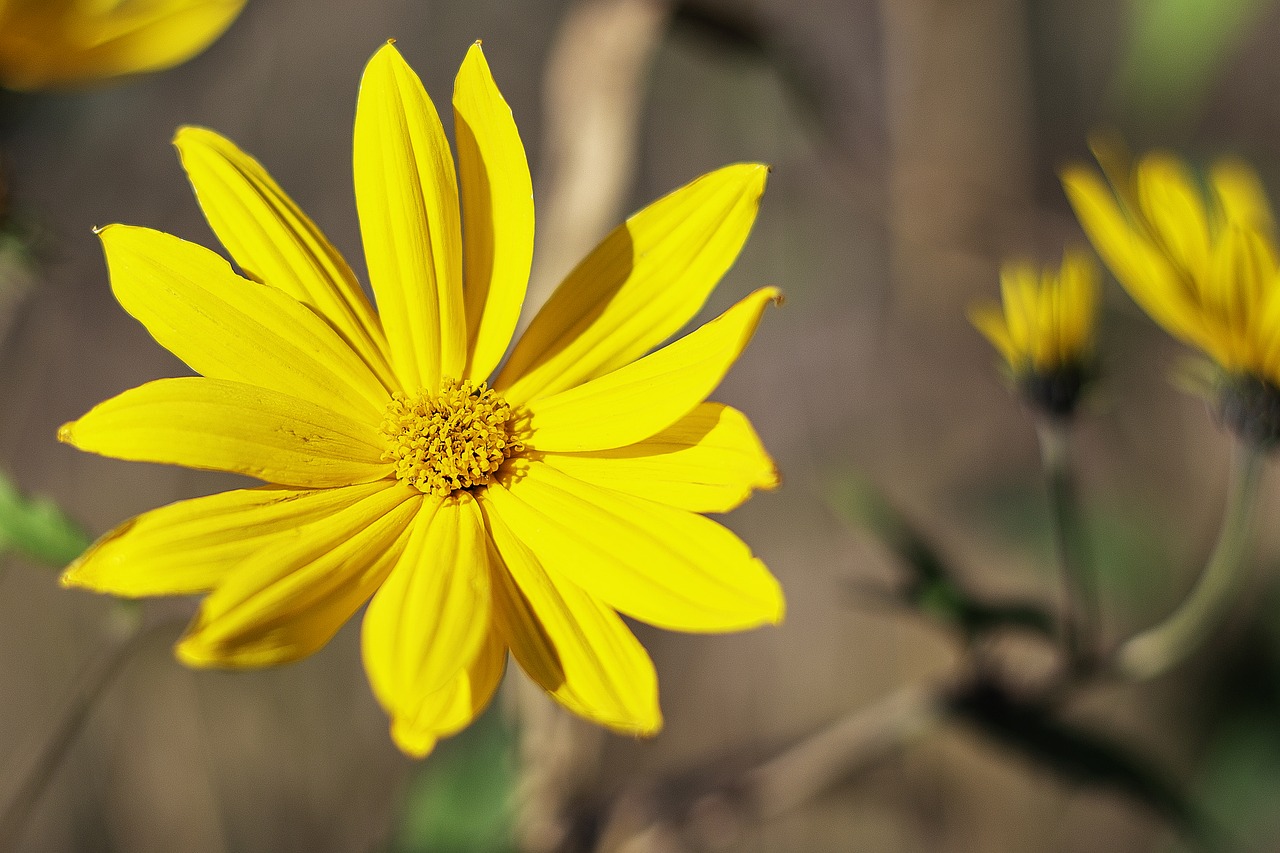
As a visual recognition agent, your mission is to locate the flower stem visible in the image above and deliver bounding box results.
[1116,441,1264,681]
[1036,419,1096,671]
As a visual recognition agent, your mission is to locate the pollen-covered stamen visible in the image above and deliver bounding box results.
[380,379,524,496]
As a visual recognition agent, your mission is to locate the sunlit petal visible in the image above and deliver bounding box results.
[354,42,466,391]
[453,41,534,382]
[498,164,769,401]
[60,377,390,488]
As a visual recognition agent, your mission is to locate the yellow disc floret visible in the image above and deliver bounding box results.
[380,379,523,497]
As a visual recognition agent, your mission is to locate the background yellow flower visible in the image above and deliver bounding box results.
[0,0,245,90]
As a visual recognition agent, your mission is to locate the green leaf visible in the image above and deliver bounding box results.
[948,679,1218,846]
[0,472,90,567]
[387,705,518,853]
[830,474,1054,639]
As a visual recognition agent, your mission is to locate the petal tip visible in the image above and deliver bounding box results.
[391,719,439,758]
[56,421,77,445]
[175,635,218,669]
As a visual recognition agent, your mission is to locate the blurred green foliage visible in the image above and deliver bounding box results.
[387,705,518,853]
[831,474,1055,639]
[0,472,89,567]
[1115,0,1273,124]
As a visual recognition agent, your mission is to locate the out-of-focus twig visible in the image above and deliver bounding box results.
[0,609,176,852]
[595,680,952,853]
[524,0,672,314]
[516,5,672,850]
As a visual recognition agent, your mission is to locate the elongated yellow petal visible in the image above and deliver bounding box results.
[62,481,394,597]
[173,127,395,388]
[1211,159,1275,233]
[968,304,1018,367]
[481,496,661,734]
[100,225,389,422]
[0,0,245,90]
[389,631,507,758]
[453,42,534,382]
[497,164,769,402]
[484,461,783,632]
[1062,166,1207,347]
[177,484,420,667]
[522,287,779,452]
[363,493,493,724]
[60,377,390,488]
[538,403,778,514]
[1135,153,1212,282]
[354,42,466,391]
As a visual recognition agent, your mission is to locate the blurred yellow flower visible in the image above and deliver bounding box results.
[969,250,1099,416]
[58,42,784,756]
[1062,145,1279,385]
[0,0,245,90]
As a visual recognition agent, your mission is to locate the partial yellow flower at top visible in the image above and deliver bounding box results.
[969,250,1099,417]
[58,41,784,757]
[0,0,245,90]
[1063,143,1280,443]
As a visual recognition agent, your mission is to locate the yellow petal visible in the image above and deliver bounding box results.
[100,224,389,422]
[354,42,466,391]
[453,41,534,382]
[539,402,779,514]
[389,631,507,758]
[362,493,494,723]
[522,287,779,452]
[483,461,784,632]
[968,303,1018,367]
[481,496,661,735]
[60,377,390,488]
[1062,166,1207,346]
[497,164,769,402]
[173,126,395,388]
[1211,159,1274,233]
[62,481,394,598]
[0,0,245,90]
[177,483,420,667]
[1134,153,1212,281]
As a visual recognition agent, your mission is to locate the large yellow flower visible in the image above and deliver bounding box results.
[58,41,784,756]
[0,0,245,90]
[1062,146,1279,386]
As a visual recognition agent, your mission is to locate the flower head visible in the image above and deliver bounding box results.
[59,42,784,756]
[970,250,1099,417]
[0,0,245,90]
[1063,142,1280,443]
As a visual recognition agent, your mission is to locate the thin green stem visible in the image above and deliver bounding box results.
[1036,418,1097,671]
[1116,441,1264,681]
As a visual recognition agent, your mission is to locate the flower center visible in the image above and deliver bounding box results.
[380,379,523,496]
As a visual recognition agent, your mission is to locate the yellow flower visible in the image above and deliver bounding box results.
[971,250,1099,375]
[0,0,245,90]
[58,41,784,756]
[1062,144,1280,386]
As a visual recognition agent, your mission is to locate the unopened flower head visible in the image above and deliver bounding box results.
[1063,141,1280,446]
[58,41,784,756]
[970,250,1099,418]
[0,0,245,90]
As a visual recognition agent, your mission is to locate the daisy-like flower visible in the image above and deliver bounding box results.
[1063,145,1280,444]
[59,41,784,756]
[0,0,245,90]
[970,250,1099,418]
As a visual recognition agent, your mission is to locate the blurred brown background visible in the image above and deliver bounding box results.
[3,0,1280,850]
